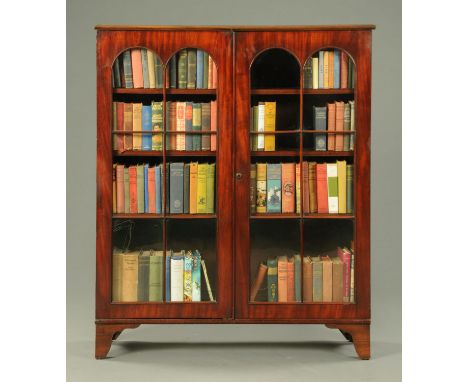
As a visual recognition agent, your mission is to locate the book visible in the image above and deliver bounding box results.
[187,49,196,89]
[138,252,150,301]
[201,259,214,301]
[201,103,211,151]
[168,101,176,150]
[256,163,267,213]
[196,50,204,89]
[129,166,137,213]
[264,102,276,151]
[277,256,288,302]
[349,60,355,88]
[257,103,265,150]
[141,105,152,150]
[165,250,172,301]
[326,163,338,213]
[151,101,163,151]
[332,257,344,302]
[350,251,355,303]
[346,164,354,214]
[183,251,193,301]
[115,102,124,152]
[123,103,133,150]
[335,101,344,151]
[250,262,267,301]
[147,167,156,213]
[192,103,202,150]
[304,57,313,88]
[303,257,313,302]
[337,160,347,214]
[302,161,310,214]
[252,106,258,150]
[192,250,202,301]
[203,52,209,88]
[155,165,162,214]
[340,51,348,88]
[334,50,340,89]
[318,51,324,89]
[250,164,257,214]
[112,56,121,88]
[183,163,190,214]
[112,252,123,301]
[112,165,116,213]
[196,163,207,213]
[189,162,198,214]
[208,56,213,88]
[155,54,163,88]
[323,51,329,89]
[170,254,184,301]
[281,163,295,213]
[287,257,295,302]
[308,162,317,213]
[295,164,301,213]
[321,256,333,302]
[113,103,118,149]
[136,164,144,213]
[165,163,170,212]
[131,49,143,88]
[147,50,156,88]
[169,56,177,88]
[122,50,133,88]
[177,49,188,89]
[121,252,139,302]
[349,101,355,150]
[328,50,334,88]
[343,102,351,151]
[169,162,184,213]
[312,256,323,302]
[176,102,186,151]
[185,102,193,151]
[294,254,301,302]
[206,163,215,213]
[267,257,278,302]
[312,57,319,89]
[212,60,217,88]
[316,163,328,214]
[132,103,142,150]
[149,251,163,302]
[141,49,149,88]
[210,100,217,151]
[144,164,149,212]
[124,167,130,213]
[313,106,327,151]
[338,247,352,302]
[116,165,125,213]
[327,102,336,151]
[266,163,281,213]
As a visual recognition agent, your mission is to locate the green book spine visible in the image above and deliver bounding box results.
[196,163,207,213]
[312,257,323,302]
[124,167,130,213]
[183,163,190,214]
[155,56,163,88]
[346,164,354,214]
[203,52,209,88]
[138,253,150,301]
[165,163,170,213]
[201,103,211,151]
[250,164,256,214]
[149,252,163,302]
[192,103,202,150]
[169,57,177,88]
[343,102,351,151]
[206,163,215,213]
[191,250,201,301]
[267,257,278,302]
[326,163,339,213]
[151,101,163,150]
[137,164,144,213]
[165,101,171,150]
[304,57,313,88]
[177,49,188,89]
[187,49,197,89]
[294,254,301,302]
[266,163,281,213]
[169,162,184,214]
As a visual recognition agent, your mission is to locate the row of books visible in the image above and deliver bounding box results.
[312,101,355,151]
[304,49,355,89]
[168,49,217,89]
[112,48,164,89]
[250,246,355,303]
[250,102,276,151]
[112,249,214,302]
[112,162,216,214]
[251,161,353,214]
[112,101,217,152]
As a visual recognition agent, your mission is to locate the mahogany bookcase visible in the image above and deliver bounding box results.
[95,25,374,359]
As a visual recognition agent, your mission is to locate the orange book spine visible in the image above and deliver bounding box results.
[116,165,125,213]
[147,166,156,213]
[302,161,310,213]
[210,100,217,151]
[327,102,336,151]
[316,163,328,213]
[335,101,344,151]
[340,52,348,89]
[176,102,186,151]
[281,163,295,213]
[287,258,295,302]
[212,61,217,88]
[277,256,288,302]
[131,49,143,88]
[129,166,138,213]
[208,56,213,89]
[328,50,334,88]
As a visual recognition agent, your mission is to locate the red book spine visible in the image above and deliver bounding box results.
[287,259,295,302]
[116,102,124,152]
[338,247,351,302]
[147,166,156,213]
[116,165,125,213]
[210,100,217,151]
[302,161,310,213]
[340,52,348,89]
[129,166,138,213]
[212,62,218,88]
[316,163,328,213]
[131,49,143,88]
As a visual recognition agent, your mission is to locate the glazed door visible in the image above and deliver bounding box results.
[234,30,371,321]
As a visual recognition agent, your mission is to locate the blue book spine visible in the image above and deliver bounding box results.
[165,251,171,301]
[185,102,193,150]
[318,51,324,89]
[155,165,162,214]
[334,50,340,89]
[144,164,149,212]
[142,105,152,150]
[196,50,204,89]
[141,49,149,88]
[123,51,133,88]
[192,250,201,301]
[266,163,282,213]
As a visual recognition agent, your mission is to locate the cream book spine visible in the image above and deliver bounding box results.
[257,103,265,150]
[312,57,319,89]
[170,255,184,302]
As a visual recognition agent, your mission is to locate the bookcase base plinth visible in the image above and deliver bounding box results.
[326,323,370,360]
[95,323,140,359]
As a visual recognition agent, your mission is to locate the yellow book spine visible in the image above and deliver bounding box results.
[189,162,198,214]
[328,50,334,88]
[196,163,207,213]
[147,51,156,88]
[264,102,276,151]
[323,51,329,89]
[337,160,347,213]
[312,57,319,89]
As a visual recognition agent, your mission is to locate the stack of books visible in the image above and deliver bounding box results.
[168,49,217,89]
[112,162,216,214]
[250,102,276,151]
[112,249,214,302]
[112,48,163,89]
[310,101,355,151]
[303,49,355,89]
[250,161,353,215]
[166,101,217,151]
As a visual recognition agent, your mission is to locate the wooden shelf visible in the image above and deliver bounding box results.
[113,213,163,219]
[113,88,163,94]
[166,88,216,95]
[113,88,216,95]
[303,88,354,95]
[303,214,355,219]
[166,150,216,157]
[166,214,216,219]
[251,150,299,157]
[303,150,354,156]
[251,213,300,219]
[113,213,216,219]
[250,150,353,157]
[250,130,300,134]
[113,150,216,157]
[302,130,355,134]
[251,88,299,95]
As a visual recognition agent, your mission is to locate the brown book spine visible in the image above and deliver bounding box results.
[303,257,313,302]
[250,262,267,301]
[281,163,295,213]
[328,50,334,88]
[302,161,310,213]
[112,164,116,213]
[287,257,295,302]
[170,102,177,150]
[308,162,317,213]
[123,103,133,150]
[327,102,336,151]
[116,165,125,213]
[332,258,344,302]
[210,100,217,151]
[340,52,348,89]
[335,101,344,151]
[321,256,333,302]
[277,256,288,302]
[121,252,139,302]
